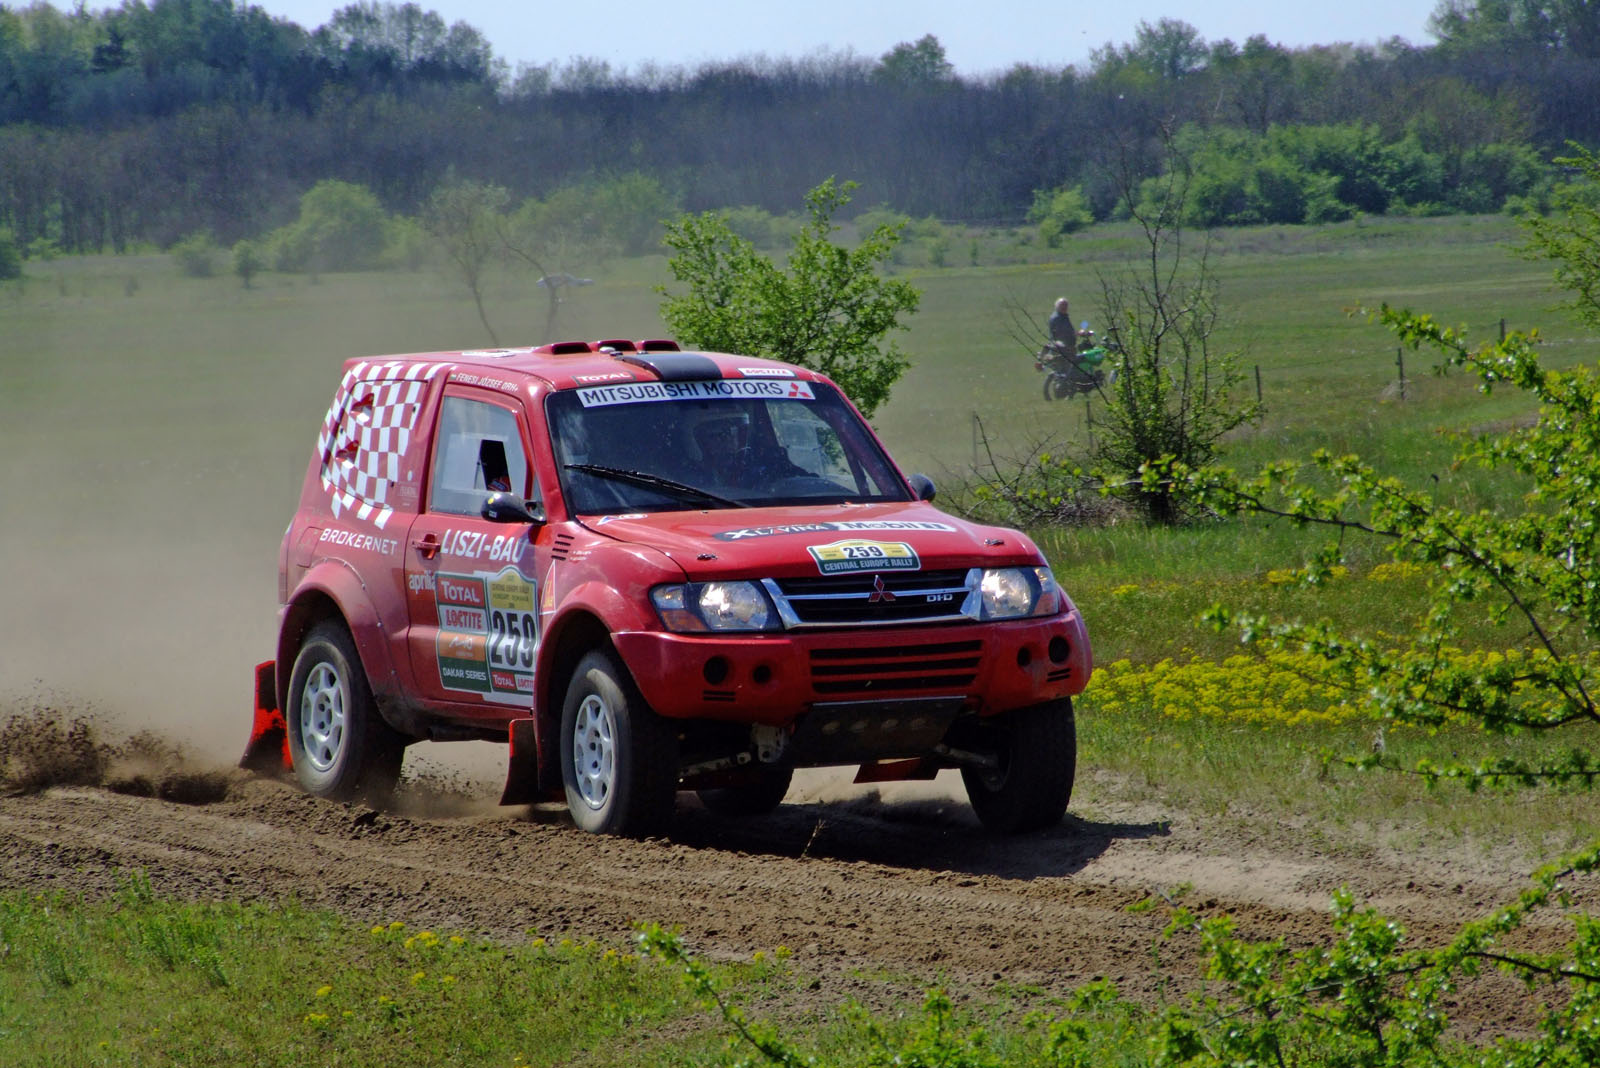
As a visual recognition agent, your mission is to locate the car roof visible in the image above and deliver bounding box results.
[336,340,827,393]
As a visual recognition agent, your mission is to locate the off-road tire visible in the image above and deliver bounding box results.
[961,698,1076,834]
[697,767,793,817]
[286,621,405,804]
[561,649,680,836]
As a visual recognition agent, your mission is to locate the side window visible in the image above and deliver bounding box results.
[428,395,534,515]
[769,402,854,485]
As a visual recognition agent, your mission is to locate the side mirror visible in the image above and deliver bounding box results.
[482,492,545,525]
[908,473,936,502]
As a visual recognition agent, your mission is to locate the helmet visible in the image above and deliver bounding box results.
[689,409,750,462]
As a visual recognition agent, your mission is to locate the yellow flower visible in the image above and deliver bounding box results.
[315,984,333,998]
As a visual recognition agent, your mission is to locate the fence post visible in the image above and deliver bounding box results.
[1397,348,1407,402]
[1255,364,1262,406]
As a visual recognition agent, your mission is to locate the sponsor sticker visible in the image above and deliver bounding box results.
[434,567,539,703]
[807,539,921,575]
[319,528,400,555]
[573,371,637,385]
[715,520,955,542]
[737,366,796,378]
[575,379,815,408]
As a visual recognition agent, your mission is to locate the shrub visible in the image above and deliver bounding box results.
[170,232,218,277]
[264,180,388,273]
[1028,185,1093,245]
[383,215,430,271]
[231,240,262,288]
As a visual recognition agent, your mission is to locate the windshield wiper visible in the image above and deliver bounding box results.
[564,463,751,510]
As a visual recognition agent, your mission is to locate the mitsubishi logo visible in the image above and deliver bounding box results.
[867,574,896,603]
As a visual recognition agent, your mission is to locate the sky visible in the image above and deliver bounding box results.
[242,0,1447,76]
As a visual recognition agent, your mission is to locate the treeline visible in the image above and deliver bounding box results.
[1,1,1598,256]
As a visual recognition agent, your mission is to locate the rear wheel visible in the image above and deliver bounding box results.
[561,649,680,836]
[286,621,404,804]
[697,767,793,817]
[961,699,1076,834]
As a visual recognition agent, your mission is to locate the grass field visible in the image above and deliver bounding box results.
[4,212,1599,1063]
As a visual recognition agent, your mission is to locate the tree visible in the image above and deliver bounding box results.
[875,34,953,85]
[0,226,21,280]
[423,178,508,344]
[658,179,921,419]
[1093,129,1262,523]
[1131,145,1600,1062]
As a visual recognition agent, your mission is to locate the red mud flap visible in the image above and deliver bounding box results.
[499,717,551,806]
[240,660,292,774]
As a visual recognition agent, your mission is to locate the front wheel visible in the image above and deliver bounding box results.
[960,699,1076,834]
[561,649,680,836]
[286,621,405,804]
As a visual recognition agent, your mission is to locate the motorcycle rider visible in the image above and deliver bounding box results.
[1047,297,1076,351]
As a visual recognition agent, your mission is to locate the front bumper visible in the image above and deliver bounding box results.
[611,610,1091,726]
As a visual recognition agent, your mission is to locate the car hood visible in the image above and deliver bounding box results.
[579,502,1041,580]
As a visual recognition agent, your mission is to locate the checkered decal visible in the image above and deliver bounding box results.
[317,360,444,530]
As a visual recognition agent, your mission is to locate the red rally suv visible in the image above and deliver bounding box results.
[243,339,1092,836]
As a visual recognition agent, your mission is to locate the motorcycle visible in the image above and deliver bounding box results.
[1036,322,1116,401]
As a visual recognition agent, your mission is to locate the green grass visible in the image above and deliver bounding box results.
[0,876,711,1067]
[0,880,1144,1068]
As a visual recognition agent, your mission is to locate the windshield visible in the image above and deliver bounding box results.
[546,379,911,514]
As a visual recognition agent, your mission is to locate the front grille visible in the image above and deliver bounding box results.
[768,570,972,628]
[809,640,982,696]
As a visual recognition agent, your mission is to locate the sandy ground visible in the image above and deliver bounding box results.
[0,714,1589,1040]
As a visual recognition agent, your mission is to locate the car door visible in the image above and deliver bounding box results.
[404,387,545,719]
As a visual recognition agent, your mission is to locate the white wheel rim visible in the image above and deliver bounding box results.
[300,662,347,773]
[572,694,617,811]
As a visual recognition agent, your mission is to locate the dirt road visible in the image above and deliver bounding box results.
[0,726,1581,1036]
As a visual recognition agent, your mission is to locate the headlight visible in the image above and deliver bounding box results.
[651,581,778,632]
[976,567,1061,620]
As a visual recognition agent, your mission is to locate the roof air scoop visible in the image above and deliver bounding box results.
[612,350,722,381]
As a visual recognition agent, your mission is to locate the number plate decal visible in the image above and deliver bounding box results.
[806,539,920,575]
[435,567,539,702]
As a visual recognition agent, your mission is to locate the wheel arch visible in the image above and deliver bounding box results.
[277,561,395,715]
[533,607,619,792]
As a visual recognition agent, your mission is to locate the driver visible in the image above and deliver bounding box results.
[692,412,751,486]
